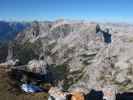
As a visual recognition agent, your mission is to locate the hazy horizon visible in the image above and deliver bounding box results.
[0,0,133,23]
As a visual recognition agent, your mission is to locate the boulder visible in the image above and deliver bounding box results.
[102,85,118,100]
[48,87,68,100]
[27,59,48,75]
[71,92,85,100]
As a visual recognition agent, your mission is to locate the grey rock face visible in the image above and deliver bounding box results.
[27,59,48,75]
[16,20,133,94]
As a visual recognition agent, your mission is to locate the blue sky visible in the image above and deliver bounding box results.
[0,0,133,22]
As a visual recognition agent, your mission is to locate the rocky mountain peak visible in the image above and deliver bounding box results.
[8,20,133,98]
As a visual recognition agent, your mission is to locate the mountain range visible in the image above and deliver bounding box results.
[1,20,133,98]
[0,21,30,42]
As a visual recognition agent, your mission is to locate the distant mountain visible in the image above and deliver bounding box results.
[0,21,31,42]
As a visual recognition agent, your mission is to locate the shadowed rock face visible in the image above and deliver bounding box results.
[0,21,30,41]
[86,89,103,100]
[116,92,133,100]
[15,20,133,95]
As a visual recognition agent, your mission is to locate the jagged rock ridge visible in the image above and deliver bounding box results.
[15,20,133,94]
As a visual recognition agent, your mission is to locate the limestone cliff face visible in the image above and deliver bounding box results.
[16,20,133,93]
